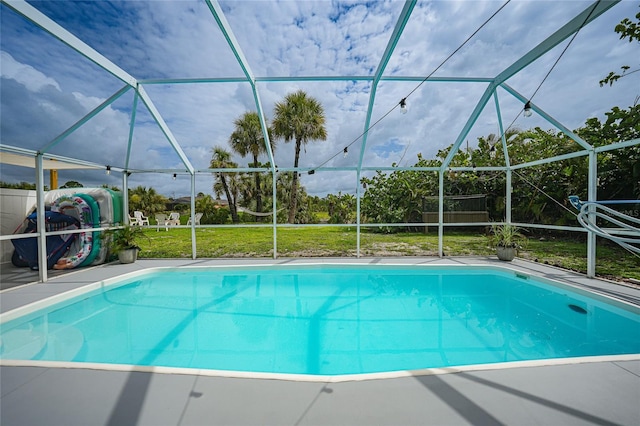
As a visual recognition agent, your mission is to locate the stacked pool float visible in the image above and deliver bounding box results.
[11,188,123,270]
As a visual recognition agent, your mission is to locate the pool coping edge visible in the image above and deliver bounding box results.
[2,354,638,382]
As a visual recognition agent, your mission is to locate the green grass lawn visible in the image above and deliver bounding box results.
[138,226,640,281]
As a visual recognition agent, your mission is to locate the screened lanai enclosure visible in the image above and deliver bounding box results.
[1,0,639,282]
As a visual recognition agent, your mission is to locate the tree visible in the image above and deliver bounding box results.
[195,193,230,224]
[506,129,587,225]
[60,180,83,188]
[100,184,120,191]
[260,171,318,224]
[229,111,274,221]
[272,90,327,223]
[361,130,577,228]
[308,195,326,212]
[0,181,43,190]
[361,164,436,232]
[210,146,240,223]
[361,102,639,231]
[578,103,640,199]
[327,192,356,224]
[128,186,167,215]
[600,6,640,87]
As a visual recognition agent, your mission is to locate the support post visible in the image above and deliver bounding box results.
[191,173,197,260]
[506,169,512,224]
[35,153,47,282]
[122,172,129,224]
[438,170,444,257]
[356,170,361,258]
[49,169,58,189]
[587,150,597,277]
[272,169,278,259]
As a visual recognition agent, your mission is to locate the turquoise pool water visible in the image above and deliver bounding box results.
[1,265,639,375]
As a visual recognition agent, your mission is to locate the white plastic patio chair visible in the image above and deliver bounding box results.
[134,211,150,226]
[128,213,141,226]
[167,212,181,226]
[155,213,169,231]
[187,212,203,226]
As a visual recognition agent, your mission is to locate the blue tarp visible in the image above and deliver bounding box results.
[12,211,80,270]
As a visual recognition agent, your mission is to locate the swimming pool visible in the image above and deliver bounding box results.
[1,264,639,378]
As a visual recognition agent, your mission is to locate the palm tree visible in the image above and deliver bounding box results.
[229,111,274,221]
[210,146,240,223]
[474,129,521,166]
[128,186,167,215]
[271,90,327,223]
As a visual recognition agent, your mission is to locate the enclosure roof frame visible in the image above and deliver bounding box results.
[438,0,618,171]
[0,0,623,177]
[1,0,637,282]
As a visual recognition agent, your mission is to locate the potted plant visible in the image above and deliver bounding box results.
[105,225,148,264]
[490,223,525,261]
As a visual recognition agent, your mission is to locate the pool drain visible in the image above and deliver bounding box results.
[568,304,588,314]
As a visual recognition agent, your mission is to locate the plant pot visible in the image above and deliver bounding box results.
[117,248,138,264]
[496,246,516,261]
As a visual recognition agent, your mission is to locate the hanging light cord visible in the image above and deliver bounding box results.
[484,2,600,248]
[493,1,640,261]
[497,0,602,146]
[488,0,600,228]
[310,0,512,173]
[516,168,640,260]
[512,169,578,217]
[402,0,512,105]
[530,0,601,104]
[482,0,601,225]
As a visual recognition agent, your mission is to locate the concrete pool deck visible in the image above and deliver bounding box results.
[1,257,639,425]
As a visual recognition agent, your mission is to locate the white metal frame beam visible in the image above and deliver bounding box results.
[205,0,279,256]
[439,83,496,169]
[356,0,417,173]
[440,0,618,171]
[500,84,592,150]
[1,0,137,87]
[139,76,494,85]
[494,0,620,86]
[356,0,417,256]
[204,0,277,171]
[124,93,140,171]
[39,85,132,154]
[1,0,631,280]
[136,86,195,174]
[2,0,195,176]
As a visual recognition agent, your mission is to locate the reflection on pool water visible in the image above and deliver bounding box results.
[1,265,639,376]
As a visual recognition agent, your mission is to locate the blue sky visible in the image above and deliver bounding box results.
[1,0,638,198]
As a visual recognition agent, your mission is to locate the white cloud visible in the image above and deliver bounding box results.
[0,51,60,92]
[1,0,638,198]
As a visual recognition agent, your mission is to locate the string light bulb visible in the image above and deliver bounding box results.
[172,173,177,180]
[523,101,533,118]
[106,165,111,175]
[399,98,408,114]
[343,147,348,158]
